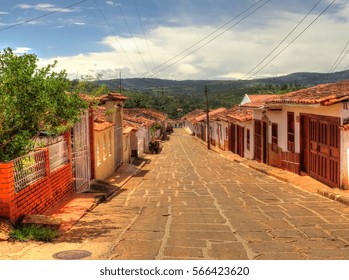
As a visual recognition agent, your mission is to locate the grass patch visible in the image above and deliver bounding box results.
[10,224,60,242]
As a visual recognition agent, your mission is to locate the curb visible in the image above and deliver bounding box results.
[317,190,349,206]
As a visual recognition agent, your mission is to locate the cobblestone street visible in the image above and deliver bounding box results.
[4,128,349,260]
[57,128,349,260]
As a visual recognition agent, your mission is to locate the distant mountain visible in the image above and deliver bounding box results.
[97,70,349,118]
[100,70,349,97]
[257,70,349,86]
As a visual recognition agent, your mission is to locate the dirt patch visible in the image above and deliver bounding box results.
[0,219,13,241]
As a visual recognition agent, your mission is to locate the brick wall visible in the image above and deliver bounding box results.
[0,133,74,223]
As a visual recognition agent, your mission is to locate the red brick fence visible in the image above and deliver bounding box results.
[0,134,74,223]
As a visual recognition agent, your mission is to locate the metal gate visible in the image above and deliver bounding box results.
[137,138,144,157]
[72,110,91,193]
[115,125,123,168]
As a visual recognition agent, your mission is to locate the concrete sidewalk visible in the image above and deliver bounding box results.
[46,161,147,231]
[0,160,147,240]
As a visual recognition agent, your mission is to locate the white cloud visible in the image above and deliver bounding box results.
[16,3,74,13]
[36,2,349,80]
[13,47,32,54]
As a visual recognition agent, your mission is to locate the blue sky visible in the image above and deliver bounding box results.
[0,0,348,80]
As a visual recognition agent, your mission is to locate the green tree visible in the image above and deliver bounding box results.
[0,48,87,161]
[71,73,109,96]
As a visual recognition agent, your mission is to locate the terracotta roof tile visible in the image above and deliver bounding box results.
[181,109,206,122]
[123,108,167,121]
[92,106,115,131]
[193,108,226,124]
[266,80,349,105]
[215,106,252,122]
[123,123,138,134]
[123,113,155,128]
[94,122,115,131]
[93,106,108,123]
[240,94,280,109]
[99,92,128,102]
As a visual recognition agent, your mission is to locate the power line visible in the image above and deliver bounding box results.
[132,0,156,74]
[145,0,272,78]
[93,0,139,76]
[329,39,349,73]
[0,0,88,32]
[248,0,335,78]
[242,0,323,80]
[142,0,267,77]
[112,0,150,72]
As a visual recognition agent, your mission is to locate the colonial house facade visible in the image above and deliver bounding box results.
[124,108,168,138]
[184,81,349,190]
[182,109,205,135]
[213,106,254,159]
[254,81,349,189]
[93,106,116,180]
[123,115,154,154]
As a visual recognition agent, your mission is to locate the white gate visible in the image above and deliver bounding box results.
[115,125,123,168]
[72,111,91,193]
[137,138,144,157]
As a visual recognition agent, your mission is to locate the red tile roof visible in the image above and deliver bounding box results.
[123,114,155,128]
[124,108,167,122]
[93,106,108,123]
[193,108,226,124]
[79,92,128,104]
[99,92,128,102]
[93,106,115,132]
[123,121,138,134]
[240,94,280,109]
[181,109,206,121]
[94,122,115,131]
[215,106,252,123]
[266,80,349,106]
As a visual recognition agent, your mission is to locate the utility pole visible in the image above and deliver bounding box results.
[119,72,122,93]
[205,85,210,150]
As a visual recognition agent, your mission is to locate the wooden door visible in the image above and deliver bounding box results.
[262,121,267,164]
[230,124,236,153]
[308,115,340,188]
[300,114,309,173]
[254,120,262,162]
[236,125,245,157]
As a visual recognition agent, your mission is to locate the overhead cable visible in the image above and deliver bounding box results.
[249,0,336,78]
[0,0,88,32]
[113,0,150,72]
[329,40,349,73]
[133,0,156,74]
[94,0,139,76]
[242,0,323,80]
[143,0,270,77]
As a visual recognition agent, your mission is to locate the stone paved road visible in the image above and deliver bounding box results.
[60,128,349,260]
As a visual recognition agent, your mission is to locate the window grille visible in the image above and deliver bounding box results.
[49,141,69,172]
